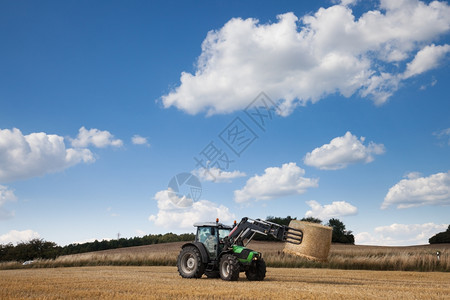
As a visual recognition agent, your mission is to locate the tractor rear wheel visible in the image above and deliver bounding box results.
[219,254,240,281]
[245,258,266,281]
[177,246,205,278]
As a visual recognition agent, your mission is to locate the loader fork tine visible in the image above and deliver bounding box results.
[284,227,303,245]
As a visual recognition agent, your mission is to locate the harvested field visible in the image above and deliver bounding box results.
[1,266,449,299]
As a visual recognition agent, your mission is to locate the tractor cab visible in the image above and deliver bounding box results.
[194,220,232,259]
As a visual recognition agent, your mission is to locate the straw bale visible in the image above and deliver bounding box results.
[284,220,332,262]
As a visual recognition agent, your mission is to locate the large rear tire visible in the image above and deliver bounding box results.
[177,246,205,278]
[245,258,266,281]
[219,254,240,281]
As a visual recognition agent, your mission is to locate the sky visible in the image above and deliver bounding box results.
[0,0,449,246]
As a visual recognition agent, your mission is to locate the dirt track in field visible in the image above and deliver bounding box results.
[1,266,449,299]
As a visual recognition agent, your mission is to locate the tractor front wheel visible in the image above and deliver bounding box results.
[245,258,266,281]
[219,254,240,281]
[177,246,205,278]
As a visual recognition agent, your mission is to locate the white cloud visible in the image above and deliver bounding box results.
[0,128,94,182]
[135,229,146,236]
[433,128,450,146]
[404,171,422,180]
[71,127,123,148]
[0,185,17,207]
[149,190,235,229]
[162,0,450,115]
[0,229,40,245]
[192,167,246,183]
[403,44,450,79]
[382,171,450,209]
[0,185,17,220]
[304,131,385,170]
[354,232,379,245]
[305,200,357,220]
[356,223,448,246]
[234,162,318,203]
[333,0,359,6]
[131,135,150,146]
[359,72,400,105]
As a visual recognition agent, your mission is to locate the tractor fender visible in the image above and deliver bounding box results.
[181,242,209,264]
[217,248,233,262]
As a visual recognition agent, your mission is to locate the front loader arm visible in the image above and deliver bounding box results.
[226,217,303,247]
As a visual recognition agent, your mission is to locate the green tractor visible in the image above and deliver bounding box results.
[177,217,303,281]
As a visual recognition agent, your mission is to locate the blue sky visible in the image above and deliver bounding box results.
[1,0,449,246]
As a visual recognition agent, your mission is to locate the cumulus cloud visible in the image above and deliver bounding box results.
[234,162,318,203]
[304,132,385,170]
[131,135,150,146]
[305,200,357,220]
[149,190,235,229]
[0,185,17,220]
[356,223,448,246]
[403,44,450,79]
[71,127,123,148]
[192,167,246,183]
[162,0,450,116]
[0,229,40,245]
[382,171,450,209]
[0,128,94,182]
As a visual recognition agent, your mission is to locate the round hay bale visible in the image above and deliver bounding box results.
[283,220,332,262]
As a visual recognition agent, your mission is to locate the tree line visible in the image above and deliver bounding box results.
[3,220,447,262]
[0,232,195,262]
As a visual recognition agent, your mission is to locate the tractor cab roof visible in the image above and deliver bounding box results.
[193,222,232,229]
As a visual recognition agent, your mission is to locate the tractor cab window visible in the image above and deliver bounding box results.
[197,227,211,243]
[197,226,218,259]
[219,229,231,240]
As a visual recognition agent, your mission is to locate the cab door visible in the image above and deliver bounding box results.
[197,226,218,259]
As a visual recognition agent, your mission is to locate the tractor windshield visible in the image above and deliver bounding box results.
[219,228,231,239]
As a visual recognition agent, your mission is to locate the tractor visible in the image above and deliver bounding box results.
[177,217,303,281]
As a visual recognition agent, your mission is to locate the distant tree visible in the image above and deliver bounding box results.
[300,217,322,224]
[429,225,450,244]
[328,218,345,234]
[266,216,297,226]
[0,239,60,261]
[0,243,15,261]
[327,218,355,244]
